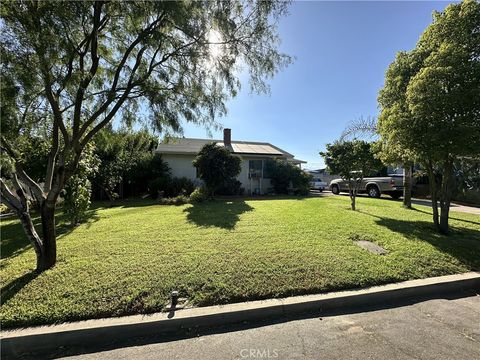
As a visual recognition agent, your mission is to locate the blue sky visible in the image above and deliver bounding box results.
[182,1,452,170]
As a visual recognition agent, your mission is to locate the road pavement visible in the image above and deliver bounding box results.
[50,292,480,360]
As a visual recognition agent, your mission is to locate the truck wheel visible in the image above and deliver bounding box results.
[331,185,340,195]
[367,185,380,198]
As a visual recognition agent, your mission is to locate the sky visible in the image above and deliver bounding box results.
[181,1,452,170]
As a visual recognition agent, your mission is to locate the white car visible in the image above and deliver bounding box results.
[310,178,327,192]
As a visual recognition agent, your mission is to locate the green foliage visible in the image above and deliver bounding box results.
[1,1,291,140]
[0,0,291,271]
[320,140,383,210]
[377,0,480,232]
[189,187,209,203]
[170,177,196,197]
[126,153,171,197]
[216,179,245,196]
[63,144,99,226]
[1,197,479,327]
[158,195,190,206]
[63,176,92,226]
[192,143,241,196]
[148,177,171,199]
[292,170,312,196]
[93,127,158,201]
[148,176,195,199]
[265,159,311,195]
[320,140,383,181]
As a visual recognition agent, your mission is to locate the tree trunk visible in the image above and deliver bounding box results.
[439,160,454,235]
[348,179,357,211]
[39,201,57,270]
[427,164,439,230]
[403,163,412,209]
[17,210,45,272]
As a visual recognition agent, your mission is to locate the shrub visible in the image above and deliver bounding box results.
[170,177,196,197]
[148,176,171,198]
[125,153,171,197]
[265,159,311,195]
[63,175,92,226]
[292,171,311,195]
[149,176,196,198]
[63,143,98,226]
[216,179,244,196]
[158,195,190,206]
[192,143,241,196]
[189,187,208,203]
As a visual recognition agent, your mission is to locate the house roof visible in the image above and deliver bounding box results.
[156,138,295,158]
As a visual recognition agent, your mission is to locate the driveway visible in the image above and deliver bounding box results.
[51,293,480,360]
[311,190,480,215]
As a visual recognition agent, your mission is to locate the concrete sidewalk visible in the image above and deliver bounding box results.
[58,293,480,360]
[410,198,480,215]
[313,191,480,215]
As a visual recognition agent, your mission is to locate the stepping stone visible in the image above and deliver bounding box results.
[355,240,388,255]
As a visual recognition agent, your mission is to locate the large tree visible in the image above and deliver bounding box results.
[0,0,291,271]
[375,50,420,210]
[320,140,383,211]
[377,0,480,234]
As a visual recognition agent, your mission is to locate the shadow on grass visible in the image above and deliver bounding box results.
[373,217,480,269]
[183,200,254,230]
[90,198,158,210]
[410,207,480,226]
[1,209,100,263]
[0,270,39,306]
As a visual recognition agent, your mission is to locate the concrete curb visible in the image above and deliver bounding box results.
[2,272,479,357]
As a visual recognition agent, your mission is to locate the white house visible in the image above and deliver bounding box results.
[155,129,306,195]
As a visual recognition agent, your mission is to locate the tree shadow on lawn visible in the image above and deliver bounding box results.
[183,200,254,230]
[0,270,39,306]
[1,209,99,264]
[372,216,480,269]
[409,207,480,226]
[90,198,158,210]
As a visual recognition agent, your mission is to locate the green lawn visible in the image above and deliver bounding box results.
[1,196,479,328]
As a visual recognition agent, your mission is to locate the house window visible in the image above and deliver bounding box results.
[249,160,263,179]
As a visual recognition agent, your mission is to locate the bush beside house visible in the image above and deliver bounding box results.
[193,143,242,197]
[265,159,311,195]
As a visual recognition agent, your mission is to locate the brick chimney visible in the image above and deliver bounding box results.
[223,128,231,147]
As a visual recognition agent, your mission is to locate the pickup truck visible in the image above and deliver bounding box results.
[329,175,404,199]
[309,177,328,192]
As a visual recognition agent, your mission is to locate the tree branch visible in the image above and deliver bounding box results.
[0,179,22,211]
[1,136,46,201]
[73,1,104,139]
[77,13,167,138]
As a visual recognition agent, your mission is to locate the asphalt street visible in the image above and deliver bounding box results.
[53,293,479,360]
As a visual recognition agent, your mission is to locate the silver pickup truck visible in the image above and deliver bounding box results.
[330,175,404,199]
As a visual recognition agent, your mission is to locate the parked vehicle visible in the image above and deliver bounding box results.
[310,178,327,192]
[330,175,403,199]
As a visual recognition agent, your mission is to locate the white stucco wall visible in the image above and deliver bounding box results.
[162,154,200,184]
